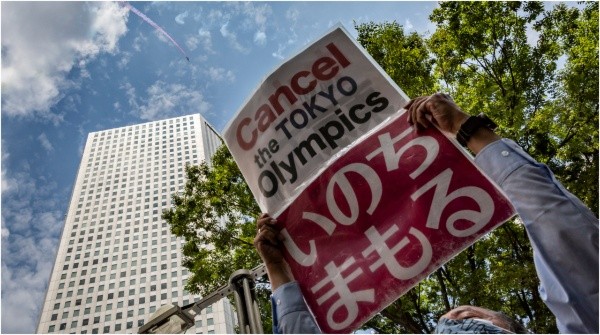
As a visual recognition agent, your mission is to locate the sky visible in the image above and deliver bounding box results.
[0,1,441,333]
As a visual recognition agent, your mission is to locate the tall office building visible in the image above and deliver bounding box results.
[36,114,235,334]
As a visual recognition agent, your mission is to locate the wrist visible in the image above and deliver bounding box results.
[456,114,497,147]
[467,128,501,155]
[265,261,293,291]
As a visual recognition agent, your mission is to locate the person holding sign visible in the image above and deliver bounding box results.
[254,93,598,334]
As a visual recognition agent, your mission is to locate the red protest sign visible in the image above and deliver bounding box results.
[276,114,515,333]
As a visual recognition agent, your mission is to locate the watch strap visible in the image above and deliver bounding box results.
[456,113,497,147]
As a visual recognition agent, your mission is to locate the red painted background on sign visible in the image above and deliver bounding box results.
[276,113,515,333]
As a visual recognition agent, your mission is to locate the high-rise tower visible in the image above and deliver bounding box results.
[36,114,235,334]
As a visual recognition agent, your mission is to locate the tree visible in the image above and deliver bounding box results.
[355,21,437,98]
[162,145,272,330]
[428,1,598,214]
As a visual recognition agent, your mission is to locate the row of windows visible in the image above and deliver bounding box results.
[48,319,216,334]
[89,146,194,159]
[79,178,184,194]
[91,133,193,146]
[91,117,195,138]
[47,301,217,333]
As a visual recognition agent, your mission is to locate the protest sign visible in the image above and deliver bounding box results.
[276,114,515,333]
[223,24,516,333]
[223,25,409,216]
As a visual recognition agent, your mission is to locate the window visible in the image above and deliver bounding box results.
[207,318,214,326]
[48,325,55,332]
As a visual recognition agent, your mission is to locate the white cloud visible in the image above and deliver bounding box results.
[242,2,272,27]
[1,2,128,122]
[286,8,300,22]
[175,10,189,25]
[120,80,139,111]
[209,9,225,22]
[129,80,211,120]
[117,51,133,69]
[220,22,249,53]
[206,67,236,82]
[405,18,414,30]
[186,36,199,51]
[133,33,148,52]
[254,31,267,45]
[1,149,17,194]
[37,133,54,153]
[1,163,65,333]
[198,28,214,53]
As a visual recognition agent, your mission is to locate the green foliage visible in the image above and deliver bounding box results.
[428,1,598,214]
[355,21,437,97]
[162,145,271,330]
[166,2,597,333]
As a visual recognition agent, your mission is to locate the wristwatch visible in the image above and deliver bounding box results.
[456,113,497,147]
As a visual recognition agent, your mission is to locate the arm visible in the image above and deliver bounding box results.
[406,94,599,333]
[254,214,321,334]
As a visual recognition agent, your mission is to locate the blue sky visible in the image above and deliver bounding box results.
[1,1,439,333]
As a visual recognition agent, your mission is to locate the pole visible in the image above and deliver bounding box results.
[229,269,264,334]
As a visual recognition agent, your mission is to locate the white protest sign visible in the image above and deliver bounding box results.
[223,25,409,216]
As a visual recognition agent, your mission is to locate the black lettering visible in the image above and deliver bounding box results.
[335,108,355,131]
[274,118,293,139]
[349,103,370,124]
[277,152,298,183]
[317,84,338,106]
[302,95,328,118]
[293,133,327,165]
[254,154,264,168]
[366,91,388,113]
[258,170,278,197]
[336,76,357,96]
[290,108,309,129]
[269,161,286,184]
[258,147,272,164]
[318,120,345,149]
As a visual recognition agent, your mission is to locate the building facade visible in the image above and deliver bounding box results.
[36,114,235,334]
